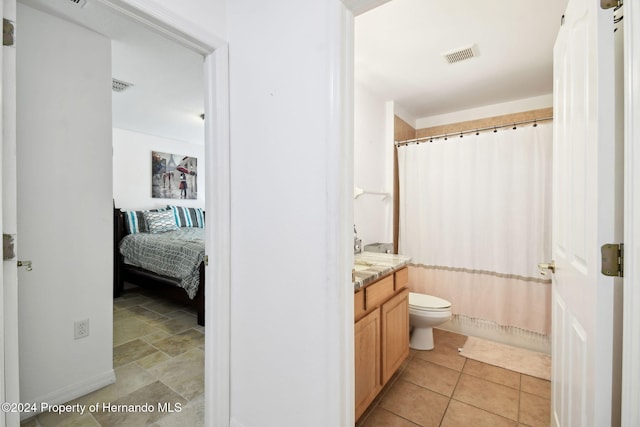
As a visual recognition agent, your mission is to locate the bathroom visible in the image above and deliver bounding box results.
[354,0,563,352]
[353,1,563,425]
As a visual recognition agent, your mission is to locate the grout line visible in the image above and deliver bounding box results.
[442,356,468,424]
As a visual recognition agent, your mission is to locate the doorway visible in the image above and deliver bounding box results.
[8,0,229,425]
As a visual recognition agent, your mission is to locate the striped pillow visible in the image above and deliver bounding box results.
[168,205,205,228]
[143,210,179,234]
[123,209,166,234]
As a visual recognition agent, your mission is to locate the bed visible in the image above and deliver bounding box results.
[113,206,205,326]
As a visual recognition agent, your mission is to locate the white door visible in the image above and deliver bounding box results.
[550,0,622,426]
[1,0,19,426]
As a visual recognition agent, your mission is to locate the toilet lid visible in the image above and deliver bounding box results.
[409,292,451,310]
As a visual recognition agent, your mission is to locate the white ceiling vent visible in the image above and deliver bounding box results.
[68,0,87,8]
[112,78,134,93]
[442,45,477,64]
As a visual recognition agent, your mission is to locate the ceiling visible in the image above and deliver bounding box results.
[355,0,569,120]
[19,0,205,145]
[19,0,569,141]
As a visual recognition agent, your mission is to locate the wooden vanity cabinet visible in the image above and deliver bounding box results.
[354,267,410,420]
[354,308,381,419]
[381,288,409,383]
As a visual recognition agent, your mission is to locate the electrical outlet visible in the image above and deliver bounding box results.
[74,319,89,339]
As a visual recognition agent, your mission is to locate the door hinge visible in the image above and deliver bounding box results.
[601,0,622,9]
[3,234,16,260]
[601,243,623,277]
[204,255,209,267]
[3,18,14,47]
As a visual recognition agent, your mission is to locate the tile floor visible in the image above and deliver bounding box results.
[20,291,549,427]
[356,328,551,427]
[21,285,205,427]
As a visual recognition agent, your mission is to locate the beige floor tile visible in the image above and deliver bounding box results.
[136,351,172,369]
[113,339,158,367]
[434,329,468,348]
[113,317,162,347]
[164,309,197,320]
[19,417,38,427]
[453,374,520,421]
[56,413,101,427]
[441,399,517,427]
[379,379,449,427]
[519,391,551,426]
[360,407,421,427]
[125,305,171,322]
[113,307,138,322]
[73,363,156,406]
[155,394,204,427]
[113,295,153,310]
[401,358,460,397]
[142,300,186,315]
[462,359,521,389]
[92,381,187,426]
[152,329,204,357]
[411,345,466,371]
[149,348,204,401]
[140,330,172,345]
[146,316,197,335]
[521,375,551,399]
[34,410,84,427]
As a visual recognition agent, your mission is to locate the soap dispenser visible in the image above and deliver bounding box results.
[354,224,362,254]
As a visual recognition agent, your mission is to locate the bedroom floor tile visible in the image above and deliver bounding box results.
[152,329,204,357]
[113,317,161,347]
[141,300,187,316]
[147,316,198,335]
[148,348,205,401]
[113,339,158,367]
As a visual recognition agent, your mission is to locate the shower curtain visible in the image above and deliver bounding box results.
[398,122,553,335]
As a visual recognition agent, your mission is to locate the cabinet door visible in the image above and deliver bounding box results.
[354,308,381,420]
[381,288,409,383]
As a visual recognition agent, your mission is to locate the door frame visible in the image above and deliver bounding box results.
[2,0,231,425]
[622,1,640,425]
[97,3,232,426]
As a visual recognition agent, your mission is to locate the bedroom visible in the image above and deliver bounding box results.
[13,0,208,424]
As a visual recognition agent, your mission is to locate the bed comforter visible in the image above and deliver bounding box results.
[119,228,204,299]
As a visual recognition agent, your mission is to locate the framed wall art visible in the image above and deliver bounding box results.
[151,151,197,200]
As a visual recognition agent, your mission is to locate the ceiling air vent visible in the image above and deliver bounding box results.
[68,0,87,8]
[112,78,134,93]
[442,45,477,64]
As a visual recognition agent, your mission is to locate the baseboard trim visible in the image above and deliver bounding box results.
[20,369,116,421]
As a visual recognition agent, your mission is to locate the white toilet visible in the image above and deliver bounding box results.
[408,292,452,350]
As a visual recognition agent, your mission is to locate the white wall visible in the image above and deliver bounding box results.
[354,82,393,247]
[17,4,114,405]
[113,128,205,210]
[227,1,349,425]
[415,94,554,129]
[142,0,227,40]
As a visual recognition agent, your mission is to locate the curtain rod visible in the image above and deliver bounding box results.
[395,116,553,147]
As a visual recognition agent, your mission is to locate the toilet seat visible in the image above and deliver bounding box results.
[409,292,451,312]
